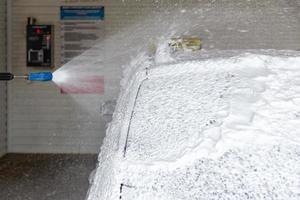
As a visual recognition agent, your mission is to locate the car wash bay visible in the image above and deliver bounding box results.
[0,0,300,200]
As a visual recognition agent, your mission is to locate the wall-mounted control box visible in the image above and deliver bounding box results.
[26,25,53,67]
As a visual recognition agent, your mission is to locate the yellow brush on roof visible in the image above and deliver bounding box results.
[169,37,202,52]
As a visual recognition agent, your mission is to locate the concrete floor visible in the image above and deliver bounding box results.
[0,154,97,200]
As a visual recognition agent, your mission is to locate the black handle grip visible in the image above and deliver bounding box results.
[0,73,14,81]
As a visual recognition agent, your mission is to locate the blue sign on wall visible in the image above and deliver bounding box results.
[60,6,104,20]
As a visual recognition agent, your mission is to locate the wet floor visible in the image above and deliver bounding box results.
[0,154,97,200]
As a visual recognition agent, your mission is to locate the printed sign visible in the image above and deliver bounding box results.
[60,6,104,20]
[60,5,105,94]
[60,21,104,64]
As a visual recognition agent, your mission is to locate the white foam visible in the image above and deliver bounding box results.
[87,52,300,200]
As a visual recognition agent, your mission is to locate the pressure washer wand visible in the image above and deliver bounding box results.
[0,72,15,81]
[0,72,53,82]
[14,75,29,79]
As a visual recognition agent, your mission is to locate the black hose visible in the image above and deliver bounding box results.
[0,73,14,81]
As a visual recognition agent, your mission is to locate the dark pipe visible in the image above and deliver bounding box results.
[0,73,14,81]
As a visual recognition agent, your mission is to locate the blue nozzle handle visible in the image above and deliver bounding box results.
[28,72,53,81]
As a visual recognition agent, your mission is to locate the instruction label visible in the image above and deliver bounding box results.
[60,6,104,20]
[60,6,104,64]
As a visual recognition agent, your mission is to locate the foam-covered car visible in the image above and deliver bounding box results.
[87,51,300,200]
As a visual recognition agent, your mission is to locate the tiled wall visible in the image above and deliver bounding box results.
[0,0,7,157]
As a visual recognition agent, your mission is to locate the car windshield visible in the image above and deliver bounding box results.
[126,63,230,163]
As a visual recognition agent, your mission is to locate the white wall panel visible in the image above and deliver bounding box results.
[9,0,106,154]
[8,0,300,154]
[0,0,7,157]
